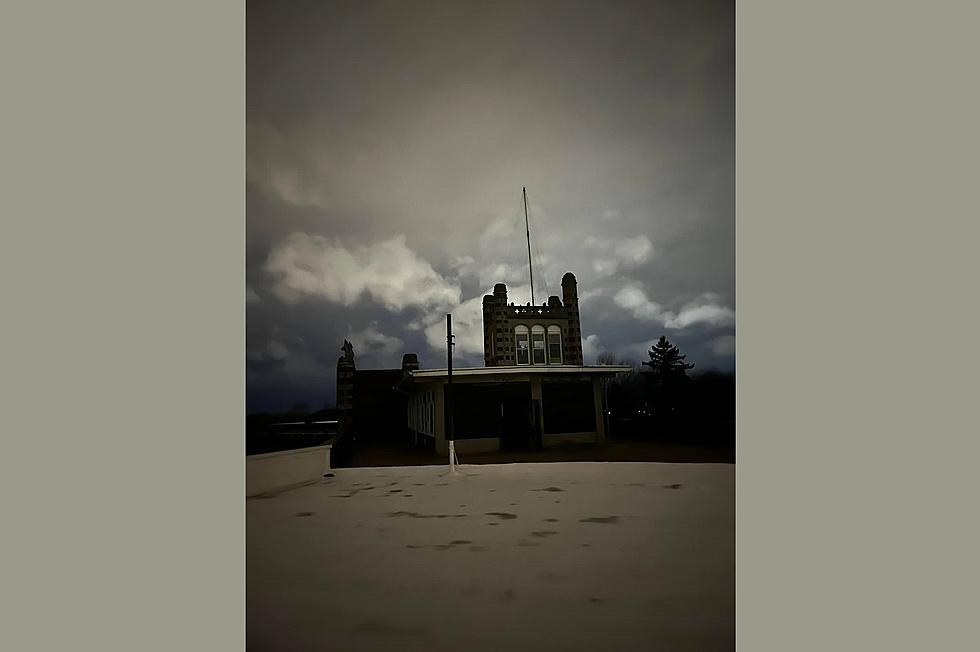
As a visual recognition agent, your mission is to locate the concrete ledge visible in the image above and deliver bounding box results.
[246,444,332,497]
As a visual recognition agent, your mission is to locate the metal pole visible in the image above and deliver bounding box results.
[446,313,455,472]
[524,187,534,306]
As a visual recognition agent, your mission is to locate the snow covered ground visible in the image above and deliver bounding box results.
[247,462,734,651]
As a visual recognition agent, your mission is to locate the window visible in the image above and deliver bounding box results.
[547,325,562,363]
[515,325,530,365]
[531,325,546,365]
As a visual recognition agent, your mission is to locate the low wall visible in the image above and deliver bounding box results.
[246,445,332,496]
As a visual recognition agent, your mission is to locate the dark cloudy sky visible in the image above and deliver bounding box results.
[246,0,734,413]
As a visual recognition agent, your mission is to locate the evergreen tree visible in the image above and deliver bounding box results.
[642,336,695,382]
[641,336,694,423]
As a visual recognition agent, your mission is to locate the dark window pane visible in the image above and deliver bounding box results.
[532,332,546,364]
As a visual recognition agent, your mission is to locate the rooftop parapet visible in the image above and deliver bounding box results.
[507,303,567,317]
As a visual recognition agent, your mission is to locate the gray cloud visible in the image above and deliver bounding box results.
[247,0,734,411]
[584,235,655,277]
[346,325,404,356]
[709,334,736,357]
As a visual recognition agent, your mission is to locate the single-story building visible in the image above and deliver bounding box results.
[400,365,632,456]
[335,272,630,455]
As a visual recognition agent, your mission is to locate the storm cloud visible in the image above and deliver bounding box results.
[247,0,734,412]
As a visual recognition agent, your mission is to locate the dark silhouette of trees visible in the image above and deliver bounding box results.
[596,352,644,427]
[593,341,734,445]
[681,371,735,427]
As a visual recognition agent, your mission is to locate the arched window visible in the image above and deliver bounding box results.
[515,325,530,365]
[531,325,546,365]
[547,325,562,364]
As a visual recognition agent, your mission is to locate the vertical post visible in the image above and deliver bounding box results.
[600,377,611,442]
[524,187,534,306]
[446,313,455,472]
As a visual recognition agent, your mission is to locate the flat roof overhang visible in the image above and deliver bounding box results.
[394,365,632,392]
[409,365,632,380]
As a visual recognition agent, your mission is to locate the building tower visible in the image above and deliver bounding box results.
[336,339,356,421]
[482,272,584,367]
[561,272,584,365]
[482,283,510,366]
[401,353,420,373]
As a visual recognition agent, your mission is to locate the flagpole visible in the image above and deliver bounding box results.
[524,187,534,305]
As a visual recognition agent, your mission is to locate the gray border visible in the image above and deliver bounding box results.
[737,1,980,649]
[2,2,244,650]
[5,0,979,649]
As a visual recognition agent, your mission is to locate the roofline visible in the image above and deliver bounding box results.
[408,365,633,379]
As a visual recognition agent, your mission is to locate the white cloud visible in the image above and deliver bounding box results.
[613,284,665,321]
[614,237,653,264]
[422,291,488,358]
[577,287,606,306]
[478,262,527,289]
[404,318,426,332]
[582,334,601,363]
[265,233,460,312]
[478,216,521,252]
[592,259,617,276]
[347,326,404,355]
[584,235,654,277]
[614,285,734,330]
[709,334,736,356]
[664,293,736,329]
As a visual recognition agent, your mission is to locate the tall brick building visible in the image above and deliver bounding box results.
[482,272,584,367]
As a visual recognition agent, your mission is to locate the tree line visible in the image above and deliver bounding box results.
[597,336,734,442]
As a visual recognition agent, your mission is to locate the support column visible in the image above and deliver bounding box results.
[593,377,607,442]
[530,375,544,450]
[434,383,447,456]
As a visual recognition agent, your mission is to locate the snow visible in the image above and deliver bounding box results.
[247,462,734,651]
